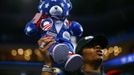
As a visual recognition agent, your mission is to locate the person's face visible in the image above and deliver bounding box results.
[82,45,104,63]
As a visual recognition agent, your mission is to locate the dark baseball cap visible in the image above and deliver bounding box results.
[75,35,108,55]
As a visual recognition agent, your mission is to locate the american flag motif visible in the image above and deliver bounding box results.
[64,19,71,28]
[41,21,52,31]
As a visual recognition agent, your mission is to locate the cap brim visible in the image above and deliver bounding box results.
[75,35,108,55]
[90,35,108,49]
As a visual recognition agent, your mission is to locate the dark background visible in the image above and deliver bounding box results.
[0,0,134,75]
[0,0,134,45]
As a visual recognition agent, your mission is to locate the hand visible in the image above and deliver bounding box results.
[38,37,55,52]
[38,37,56,66]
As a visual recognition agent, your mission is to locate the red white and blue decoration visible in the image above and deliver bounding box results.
[24,0,83,71]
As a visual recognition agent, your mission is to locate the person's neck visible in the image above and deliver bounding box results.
[82,63,100,73]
